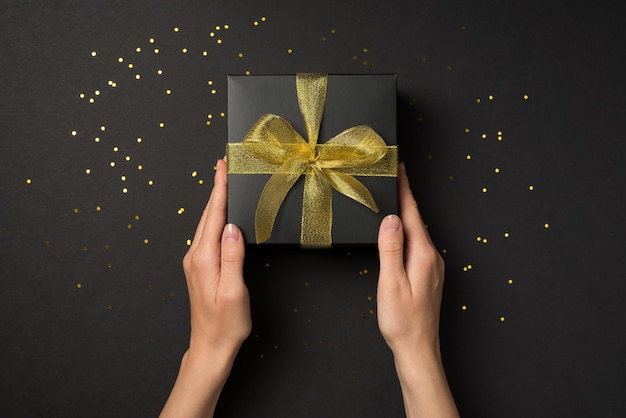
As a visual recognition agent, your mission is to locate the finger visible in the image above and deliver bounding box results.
[398,162,435,250]
[377,214,408,286]
[195,158,228,269]
[219,223,246,290]
[398,163,439,278]
[188,158,224,255]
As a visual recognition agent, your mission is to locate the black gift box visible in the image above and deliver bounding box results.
[227,74,397,246]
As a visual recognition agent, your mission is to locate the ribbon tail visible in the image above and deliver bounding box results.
[324,170,379,213]
[301,169,333,248]
[255,159,308,243]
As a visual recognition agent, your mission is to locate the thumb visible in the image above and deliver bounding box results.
[378,215,406,281]
[220,223,246,284]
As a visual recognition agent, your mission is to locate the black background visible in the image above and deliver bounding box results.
[1,0,625,417]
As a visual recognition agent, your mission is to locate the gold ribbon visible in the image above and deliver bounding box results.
[227,73,397,248]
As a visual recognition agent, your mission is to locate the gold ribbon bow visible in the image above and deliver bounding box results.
[227,73,397,248]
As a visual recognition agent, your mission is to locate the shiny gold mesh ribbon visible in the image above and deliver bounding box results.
[227,73,398,248]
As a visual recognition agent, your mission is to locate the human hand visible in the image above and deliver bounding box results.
[377,162,445,356]
[376,163,458,417]
[182,157,251,356]
[161,158,250,418]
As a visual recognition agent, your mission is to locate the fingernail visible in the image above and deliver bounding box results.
[224,224,240,242]
[382,214,401,232]
[223,154,228,163]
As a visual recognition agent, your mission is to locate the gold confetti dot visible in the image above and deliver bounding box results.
[476,236,482,242]
[245,70,251,75]
[71,130,77,136]
[261,16,266,21]
[427,154,433,160]
[202,51,208,56]
[118,57,124,63]
[94,137,100,143]
[122,188,128,194]
[113,146,119,152]
[85,168,91,174]
[207,80,213,86]
[111,82,117,88]
[135,74,141,80]
[96,206,101,211]
[352,55,357,60]
[467,264,473,270]
[26,178,32,184]
[191,171,198,177]
[225,24,230,29]
[466,154,472,160]
[464,128,470,133]
[166,89,171,95]
[544,223,550,229]
[293,308,298,313]
[159,122,165,128]
[73,208,79,214]
[494,167,500,173]
[238,52,243,58]
[523,94,529,100]
[120,175,126,181]
[488,95,494,100]
[463,266,468,272]
[215,25,221,30]
[173,27,179,32]
[198,179,204,185]
[253,20,259,26]
[216,39,222,44]
[186,239,192,246]
[476,98,481,103]
[89,98,95,104]
[128,63,134,69]
[209,32,215,37]
[77,283,82,289]
[482,187,488,193]
[182,48,188,53]
[220,112,225,117]
[508,278,513,284]
[154,48,159,54]
[442,248,448,254]
[369,309,374,315]
[211,89,216,94]
[125,155,131,161]
[265,262,270,267]
[148,180,154,186]
[482,238,488,243]
[107,304,113,310]
[149,38,155,43]
[481,133,487,139]
[143,239,149,244]
[91,51,97,57]
[134,215,140,221]
[136,47,141,53]
[287,48,293,54]
[500,316,506,322]
[94,90,100,96]
[448,175,454,181]
[529,185,534,191]
[321,36,327,42]
[177,207,185,215]
[461,305,467,311]
[110,162,115,167]
[79,93,85,99]
[137,165,142,170]
[157,69,163,75]
[136,137,142,143]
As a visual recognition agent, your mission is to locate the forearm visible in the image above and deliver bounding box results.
[160,346,238,418]
[393,344,459,418]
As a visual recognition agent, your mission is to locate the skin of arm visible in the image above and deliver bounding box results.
[376,163,460,418]
[160,158,250,418]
